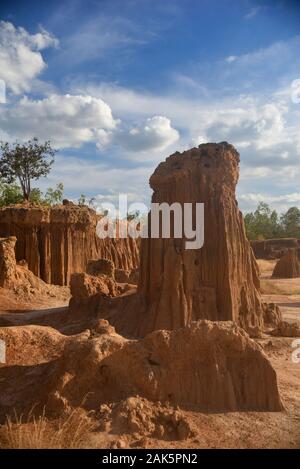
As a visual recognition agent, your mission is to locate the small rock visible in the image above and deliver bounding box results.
[110,438,127,449]
[177,419,192,440]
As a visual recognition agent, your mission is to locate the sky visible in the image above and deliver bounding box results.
[0,0,300,213]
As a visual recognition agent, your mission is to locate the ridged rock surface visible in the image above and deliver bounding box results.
[138,143,264,336]
[272,248,300,279]
[0,236,18,288]
[0,205,139,286]
[0,236,69,304]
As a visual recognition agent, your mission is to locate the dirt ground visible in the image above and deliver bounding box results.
[0,260,299,449]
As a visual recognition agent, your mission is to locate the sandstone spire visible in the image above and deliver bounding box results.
[138,142,263,335]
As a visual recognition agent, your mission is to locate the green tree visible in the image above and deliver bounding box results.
[0,138,56,201]
[43,183,64,206]
[244,212,257,240]
[0,179,23,206]
[244,202,282,240]
[0,179,64,207]
[280,207,300,237]
[29,187,43,204]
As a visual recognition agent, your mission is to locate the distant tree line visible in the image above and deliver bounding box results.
[244,202,300,240]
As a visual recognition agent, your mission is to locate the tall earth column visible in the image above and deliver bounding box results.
[138,142,263,335]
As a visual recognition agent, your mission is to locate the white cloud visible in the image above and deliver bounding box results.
[0,21,58,94]
[56,16,146,67]
[0,94,117,148]
[202,101,290,151]
[240,166,274,179]
[223,35,300,67]
[239,191,300,213]
[190,135,208,147]
[116,116,179,152]
[0,21,299,209]
[77,80,300,208]
[39,154,152,206]
[75,82,198,128]
[0,93,180,154]
[244,6,262,20]
[240,192,300,204]
[75,79,300,169]
[225,55,237,63]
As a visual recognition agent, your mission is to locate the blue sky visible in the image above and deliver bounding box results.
[0,0,300,212]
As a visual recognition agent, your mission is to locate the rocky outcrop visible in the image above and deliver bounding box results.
[69,271,118,318]
[0,205,139,286]
[0,235,44,292]
[0,320,282,417]
[86,258,115,277]
[0,325,67,366]
[46,320,282,412]
[263,302,282,327]
[251,238,300,260]
[137,143,264,336]
[115,267,139,284]
[86,259,139,284]
[272,248,300,278]
[0,237,18,288]
[270,320,300,337]
[70,272,117,300]
[0,236,69,304]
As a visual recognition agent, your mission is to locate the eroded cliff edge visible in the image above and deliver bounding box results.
[0,204,139,286]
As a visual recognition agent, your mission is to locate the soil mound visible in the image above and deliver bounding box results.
[99,396,194,441]
[42,320,282,413]
[272,248,300,279]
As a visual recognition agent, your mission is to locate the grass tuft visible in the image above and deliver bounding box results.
[0,407,96,449]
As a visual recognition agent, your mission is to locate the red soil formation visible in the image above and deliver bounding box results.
[138,143,264,336]
[272,248,300,279]
[0,236,68,306]
[270,320,300,337]
[0,204,139,286]
[0,236,18,289]
[0,142,291,443]
[251,238,300,260]
[67,144,281,338]
[0,320,282,417]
